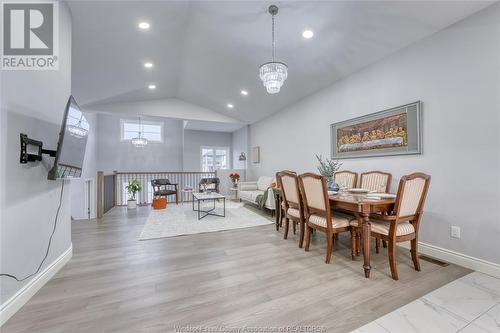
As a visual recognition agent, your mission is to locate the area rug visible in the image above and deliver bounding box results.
[139,201,273,240]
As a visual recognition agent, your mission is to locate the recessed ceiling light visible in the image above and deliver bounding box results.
[240,90,248,96]
[302,30,314,39]
[144,62,153,68]
[138,22,150,30]
[227,103,234,109]
[148,84,156,90]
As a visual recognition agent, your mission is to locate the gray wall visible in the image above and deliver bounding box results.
[248,4,500,264]
[183,130,233,172]
[95,113,184,174]
[0,2,73,304]
[232,126,248,172]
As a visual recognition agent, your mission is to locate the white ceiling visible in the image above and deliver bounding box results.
[69,0,493,126]
[184,119,245,133]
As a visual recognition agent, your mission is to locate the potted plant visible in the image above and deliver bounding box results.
[125,179,142,209]
[315,154,342,191]
[229,172,240,188]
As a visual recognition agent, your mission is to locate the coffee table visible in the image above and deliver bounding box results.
[192,192,226,220]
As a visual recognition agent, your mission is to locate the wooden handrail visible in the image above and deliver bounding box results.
[114,171,215,175]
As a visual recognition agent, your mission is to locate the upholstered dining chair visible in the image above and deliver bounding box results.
[359,171,392,192]
[357,171,393,251]
[334,170,358,189]
[351,173,431,280]
[298,173,352,264]
[277,171,305,248]
[276,170,297,231]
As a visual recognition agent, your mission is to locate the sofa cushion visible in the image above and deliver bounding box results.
[239,190,265,202]
[257,176,273,191]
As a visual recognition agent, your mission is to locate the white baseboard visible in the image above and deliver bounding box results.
[0,244,73,327]
[398,241,500,278]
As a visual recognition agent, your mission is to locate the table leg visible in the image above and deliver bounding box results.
[361,213,372,278]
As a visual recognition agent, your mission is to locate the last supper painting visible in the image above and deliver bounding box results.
[331,102,422,159]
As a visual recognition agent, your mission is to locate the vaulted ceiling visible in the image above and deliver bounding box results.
[69,1,493,125]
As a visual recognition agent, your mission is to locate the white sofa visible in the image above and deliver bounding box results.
[238,176,276,211]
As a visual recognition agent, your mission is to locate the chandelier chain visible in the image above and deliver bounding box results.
[271,13,275,62]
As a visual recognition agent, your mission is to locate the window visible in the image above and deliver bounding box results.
[121,119,163,142]
[201,147,229,172]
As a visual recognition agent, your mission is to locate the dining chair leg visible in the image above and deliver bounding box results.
[326,233,333,264]
[284,218,289,240]
[350,230,356,260]
[356,232,361,256]
[299,221,305,248]
[388,240,398,280]
[334,234,339,240]
[411,238,421,271]
[375,238,380,254]
[305,226,312,251]
[293,220,296,235]
[382,240,387,248]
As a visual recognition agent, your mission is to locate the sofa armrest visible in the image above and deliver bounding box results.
[238,182,258,191]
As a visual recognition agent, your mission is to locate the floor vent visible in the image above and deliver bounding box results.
[419,255,449,267]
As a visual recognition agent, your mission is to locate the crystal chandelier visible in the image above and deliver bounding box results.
[259,5,288,94]
[131,117,148,148]
[66,115,89,139]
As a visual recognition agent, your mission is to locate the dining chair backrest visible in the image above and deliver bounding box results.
[277,171,301,210]
[394,173,431,218]
[360,171,392,192]
[334,171,358,188]
[298,173,331,219]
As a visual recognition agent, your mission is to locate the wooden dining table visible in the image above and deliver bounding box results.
[274,188,396,278]
[329,193,395,278]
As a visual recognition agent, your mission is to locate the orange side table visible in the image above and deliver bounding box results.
[152,197,167,210]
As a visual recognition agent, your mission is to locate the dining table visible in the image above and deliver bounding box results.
[329,193,396,278]
[273,187,396,278]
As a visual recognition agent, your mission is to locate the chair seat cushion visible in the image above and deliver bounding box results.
[309,213,350,228]
[349,220,415,236]
[155,190,176,196]
[286,207,301,219]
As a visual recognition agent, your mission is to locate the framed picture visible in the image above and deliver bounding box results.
[252,146,260,163]
[331,101,422,159]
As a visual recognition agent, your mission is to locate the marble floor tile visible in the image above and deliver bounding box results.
[374,298,468,333]
[352,321,389,333]
[460,302,500,333]
[461,272,500,297]
[423,273,500,322]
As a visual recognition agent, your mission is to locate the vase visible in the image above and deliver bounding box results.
[127,200,137,210]
[327,177,340,192]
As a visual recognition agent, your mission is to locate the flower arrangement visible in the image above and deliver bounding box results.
[229,172,240,188]
[315,154,342,179]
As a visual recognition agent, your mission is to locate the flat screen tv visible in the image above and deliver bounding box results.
[48,96,89,180]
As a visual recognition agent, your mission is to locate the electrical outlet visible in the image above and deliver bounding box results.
[451,226,461,239]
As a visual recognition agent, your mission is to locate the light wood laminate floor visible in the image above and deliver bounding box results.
[3,205,470,333]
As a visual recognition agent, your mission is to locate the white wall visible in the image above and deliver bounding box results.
[183,130,233,171]
[232,126,249,171]
[95,113,184,174]
[0,0,73,309]
[249,4,500,265]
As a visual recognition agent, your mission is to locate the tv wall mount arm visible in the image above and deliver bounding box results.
[19,133,56,164]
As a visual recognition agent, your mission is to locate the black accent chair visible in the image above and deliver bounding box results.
[198,178,220,193]
[151,179,179,205]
